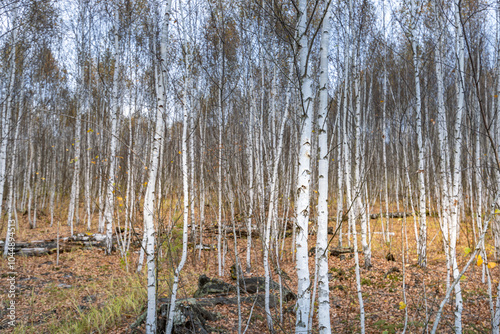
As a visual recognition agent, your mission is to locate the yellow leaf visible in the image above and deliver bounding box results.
[178,151,182,154]
[399,301,406,310]
[488,262,497,269]
[477,255,484,266]
[464,247,471,255]
[87,128,93,133]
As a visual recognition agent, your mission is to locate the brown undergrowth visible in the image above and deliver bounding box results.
[0,204,497,333]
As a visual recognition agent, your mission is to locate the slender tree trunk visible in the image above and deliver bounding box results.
[316,6,332,331]
[198,109,206,259]
[382,0,390,243]
[354,66,370,269]
[336,88,344,248]
[0,8,17,230]
[450,1,465,331]
[246,73,255,273]
[295,0,313,330]
[2,47,19,256]
[411,0,427,268]
[104,8,121,255]
[146,3,171,333]
[85,110,92,230]
[166,11,190,332]
[434,0,452,289]
[217,60,224,277]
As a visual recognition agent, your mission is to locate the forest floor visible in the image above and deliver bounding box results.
[0,206,497,333]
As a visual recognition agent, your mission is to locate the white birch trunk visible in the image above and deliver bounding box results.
[166,7,190,331]
[434,0,452,289]
[411,0,427,268]
[295,0,312,330]
[354,66,370,269]
[246,75,255,273]
[342,2,352,249]
[336,88,344,247]
[0,8,16,230]
[450,1,465,331]
[145,2,171,333]
[382,0,390,243]
[198,109,206,259]
[84,83,92,231]
[217,67,224,277]
[263,61,291,332]
[494,0,500,262]
[316,6,331,332]
[68,8,86,233]
[2,43,18,257]
[104,9,120,255]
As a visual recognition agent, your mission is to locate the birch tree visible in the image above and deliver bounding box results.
[104,5,121,255]
[449,0,466,330]
[316,2,331,331]
[166,1,191,331]
[410,0,427,268]
[295,0,313,330]
[143,1,171,332]
[2,6,18,257]
[434,0,452,290]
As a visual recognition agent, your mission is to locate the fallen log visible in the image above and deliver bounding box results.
[156,294,282,333]
[193,274,296,301]
[18,247,49,256]
[193,275,235,297]
[0,233,117,256]
[152,273,296,333]
[330,247,354,257]
[369,212,412,219]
